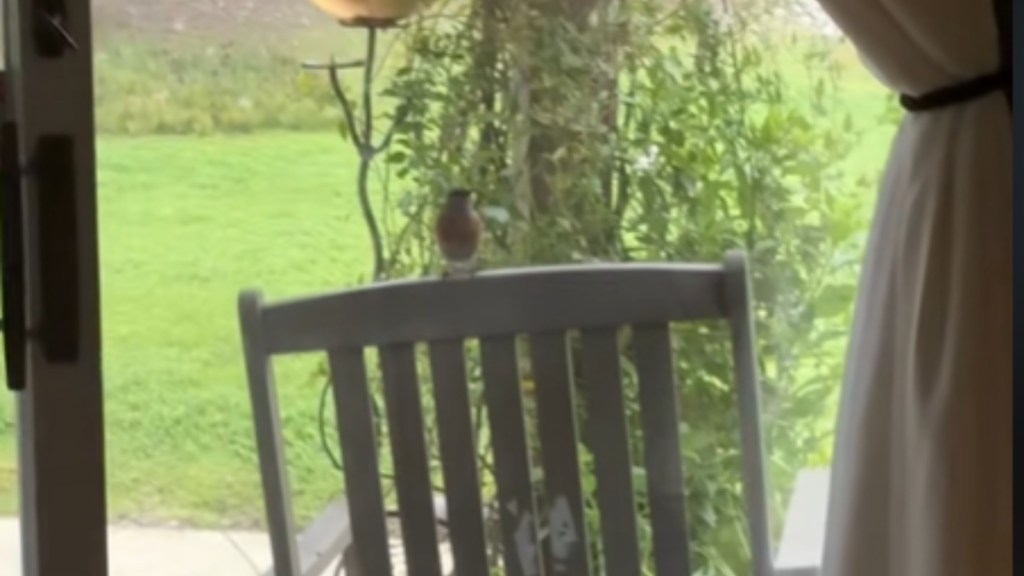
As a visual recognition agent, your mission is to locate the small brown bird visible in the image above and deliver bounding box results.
[435,188,483,279]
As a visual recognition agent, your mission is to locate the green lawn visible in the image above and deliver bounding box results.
[1,132,374,527]
[0,45,896,528]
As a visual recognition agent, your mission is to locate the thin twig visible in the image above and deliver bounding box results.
[373,104,410,155]
[372,32,407,84]
[301,59,365,71]
[328,55,364,150]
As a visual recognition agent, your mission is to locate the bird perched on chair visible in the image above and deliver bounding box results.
[435,188,483,279]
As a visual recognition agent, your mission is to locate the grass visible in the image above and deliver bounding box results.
[0,29,897,529]
[1,132,377,527]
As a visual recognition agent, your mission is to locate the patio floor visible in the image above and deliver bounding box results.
[0,517,455,576]
[0,519,327,576]
[1,469,828,576]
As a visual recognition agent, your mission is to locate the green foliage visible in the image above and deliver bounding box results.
[94,42,339,134]
[0,2,892,542]
[373,1,873,573]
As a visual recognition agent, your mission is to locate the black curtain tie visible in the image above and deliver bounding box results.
[900,0,1011,113]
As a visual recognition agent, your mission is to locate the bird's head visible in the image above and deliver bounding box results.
[446,188,474,206]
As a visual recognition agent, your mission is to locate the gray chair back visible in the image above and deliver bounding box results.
[239,250,772,576]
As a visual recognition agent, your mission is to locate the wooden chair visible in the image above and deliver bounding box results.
[239,251,777,576]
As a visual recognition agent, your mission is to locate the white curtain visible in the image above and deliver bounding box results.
[815,0,1012,574]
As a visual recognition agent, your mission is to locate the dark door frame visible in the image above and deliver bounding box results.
[4,0,107,574]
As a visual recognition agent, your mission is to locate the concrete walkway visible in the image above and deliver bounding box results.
[0,518,454,576]
[0,469,828,575]
[0,519,323,576]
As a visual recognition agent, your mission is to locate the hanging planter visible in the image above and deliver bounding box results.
[309,0,423,26]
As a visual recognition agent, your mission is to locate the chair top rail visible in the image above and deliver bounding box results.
[246,262,729,354]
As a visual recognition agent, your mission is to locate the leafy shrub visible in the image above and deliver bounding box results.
[95,42,339,134]
[367,1,872,573]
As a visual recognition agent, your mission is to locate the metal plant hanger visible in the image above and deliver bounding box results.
[302,12,412,282]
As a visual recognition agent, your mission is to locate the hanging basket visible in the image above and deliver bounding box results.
[309,0,423,26]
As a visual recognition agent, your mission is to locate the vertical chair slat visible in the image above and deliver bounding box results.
[247,256,767,576]
[581,328,642,576]
[529,331,592,576]
[428,339,490,575]
[379,343,444,576]
[724,251,773,576]
[327,346,393,576]
[239,292,302,576]
[480,335,544,576]
[634,324,692,576]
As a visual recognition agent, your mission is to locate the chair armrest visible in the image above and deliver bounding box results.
[773,468,830,576]
[289,494,451,576]
[258,498,352,576]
